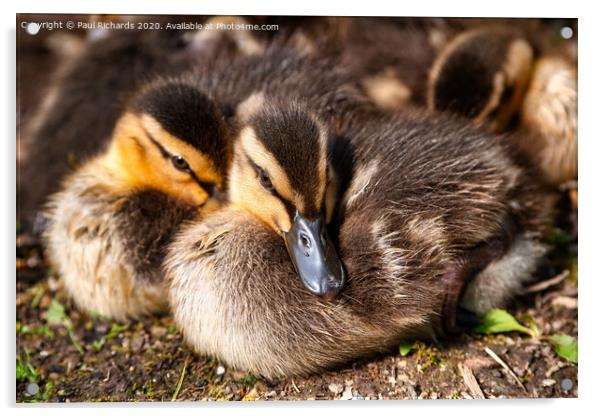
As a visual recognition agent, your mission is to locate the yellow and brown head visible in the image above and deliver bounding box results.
[228,94,345,300]
[104,80,231,208]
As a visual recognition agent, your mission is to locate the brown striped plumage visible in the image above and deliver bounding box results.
[166,103,555,377]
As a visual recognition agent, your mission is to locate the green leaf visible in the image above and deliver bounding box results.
[67,327,85,354]
[92,338,106,352]
[474,309,536,337]
[16,354,40,383]
[30,286,46,309]
[106,323,130,340]
[38,324,55,339]
[399,341,414,356]
[46,299,67,324]
[16,360,28,382]
[547,335,578,363]
[46,299,84,354]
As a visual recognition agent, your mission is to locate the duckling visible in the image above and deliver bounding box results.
[269,17,577,186]
[225,95,346,298]
[264,17,536,115]
[166,99,555,377]
[18,18,257,231]
[427,26,534,131]
[43,47,374,321]
[517,54,577,185]
[426,20,577,185]
[263,16,452,110]
[44,81,229,321]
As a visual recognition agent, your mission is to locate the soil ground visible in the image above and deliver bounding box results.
[15,191,578,402]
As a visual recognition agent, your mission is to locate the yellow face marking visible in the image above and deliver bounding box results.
[228,121,332,234]
[239,126,305,210]
[228,146,292,233]
[103,112,222,207]
[228,126,301,234]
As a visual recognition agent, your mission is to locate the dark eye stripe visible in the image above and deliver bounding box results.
[243,150,296,216]
[143,128,171,159]
[189,170,218,196]
[143,127,216,195]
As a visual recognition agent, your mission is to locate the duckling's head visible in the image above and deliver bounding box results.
[228,93,345,300]
[428,27,533,131]
[105,80,230,207]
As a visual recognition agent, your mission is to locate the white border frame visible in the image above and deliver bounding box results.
[4,1,598,415]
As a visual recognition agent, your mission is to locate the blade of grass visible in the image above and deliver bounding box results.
[67,326,84,354]
[172,355,190,402]
[30,286,46,309]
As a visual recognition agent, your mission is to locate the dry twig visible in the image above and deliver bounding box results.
[291,379,301,394]
[523,270,569,294]
[458,363,485,399]
[484,347,526,391]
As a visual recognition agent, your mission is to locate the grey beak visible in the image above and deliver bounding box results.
[284,211,345,300]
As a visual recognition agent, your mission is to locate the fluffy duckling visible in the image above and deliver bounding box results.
[271,17,577,186]
[264,16,451,110]
[44,48,373,320]
[226,95,346,298]
[427,26,534,131]
[426,21,577,185]
[518,54,577,185]
[166,100,555,377]
[45,82,229,321]
[19,20,257,230]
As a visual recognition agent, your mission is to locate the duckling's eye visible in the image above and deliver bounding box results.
[171,155,191,173]
[300,233,312,249]
[258,169,274,191]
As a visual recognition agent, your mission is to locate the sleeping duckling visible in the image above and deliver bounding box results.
[272,17,576,186]
[426,21,577,185]
[44,48,373,321]
[264,16,451,110]
[427,26,534,131]
[166,99,555,377]
[226,95,346,298]
[45,82,229,321]
[19,19,264,230]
